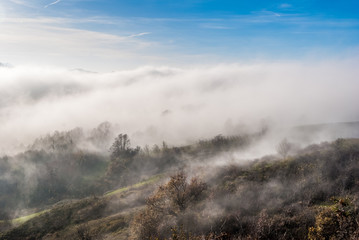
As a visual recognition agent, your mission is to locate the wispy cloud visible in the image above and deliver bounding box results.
[261,10,281,17]
[199,23,232,30]
[279,3,292,9]
[9,0,35,8]
[128,32,151,38]
[0,17,158,70]
[44,0,62,8]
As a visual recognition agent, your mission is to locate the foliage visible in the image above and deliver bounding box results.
[132,172,207,239]
[308,197,359,240]
[109,134,140,160]
[2,127,359,240]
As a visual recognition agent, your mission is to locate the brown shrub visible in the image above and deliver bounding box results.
[308,197,359,240]
[131,172,207,239]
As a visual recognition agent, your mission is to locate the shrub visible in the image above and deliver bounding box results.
[131,172,207,239]
[308,197,359,240]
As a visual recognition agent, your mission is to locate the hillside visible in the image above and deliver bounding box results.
[290,121,359,143]
[1,128,359,239]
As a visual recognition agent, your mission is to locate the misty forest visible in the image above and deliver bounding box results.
[1,120,359,239]
[1,0,359,239]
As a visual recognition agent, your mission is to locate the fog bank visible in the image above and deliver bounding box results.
[0,60,358,154]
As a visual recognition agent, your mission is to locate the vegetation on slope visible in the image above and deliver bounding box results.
[130,138,359,239]
[1,122,359,239]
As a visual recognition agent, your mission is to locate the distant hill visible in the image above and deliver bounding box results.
[290,121,359,143]
[0,62,12,68]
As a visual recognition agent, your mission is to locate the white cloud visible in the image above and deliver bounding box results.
[279,3,292,9]
[199,23,232,29]
[8,0,35,8]
[44,0,62,8]
[260,11,281,17]
[0,17,157,70]
[128,32,151,38]
[0,60,358,154]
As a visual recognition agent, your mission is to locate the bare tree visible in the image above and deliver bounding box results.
[277,138,291,159]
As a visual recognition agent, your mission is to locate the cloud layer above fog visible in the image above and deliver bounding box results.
[0,60,358,153]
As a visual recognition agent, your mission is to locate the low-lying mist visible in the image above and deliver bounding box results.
[1,59,358,154]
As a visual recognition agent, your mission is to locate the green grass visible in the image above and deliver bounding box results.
[11,209,50,225]
[0,174,162,226]
[104,174,162,197]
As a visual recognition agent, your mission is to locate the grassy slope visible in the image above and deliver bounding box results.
[2,138,359,239]
[104,174,163,197]
[11,210,50,225]
[0,175,164,240]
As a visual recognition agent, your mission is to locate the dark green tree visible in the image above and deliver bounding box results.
[109,134,139,159]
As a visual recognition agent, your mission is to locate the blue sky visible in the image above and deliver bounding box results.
[1,0,359,70]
